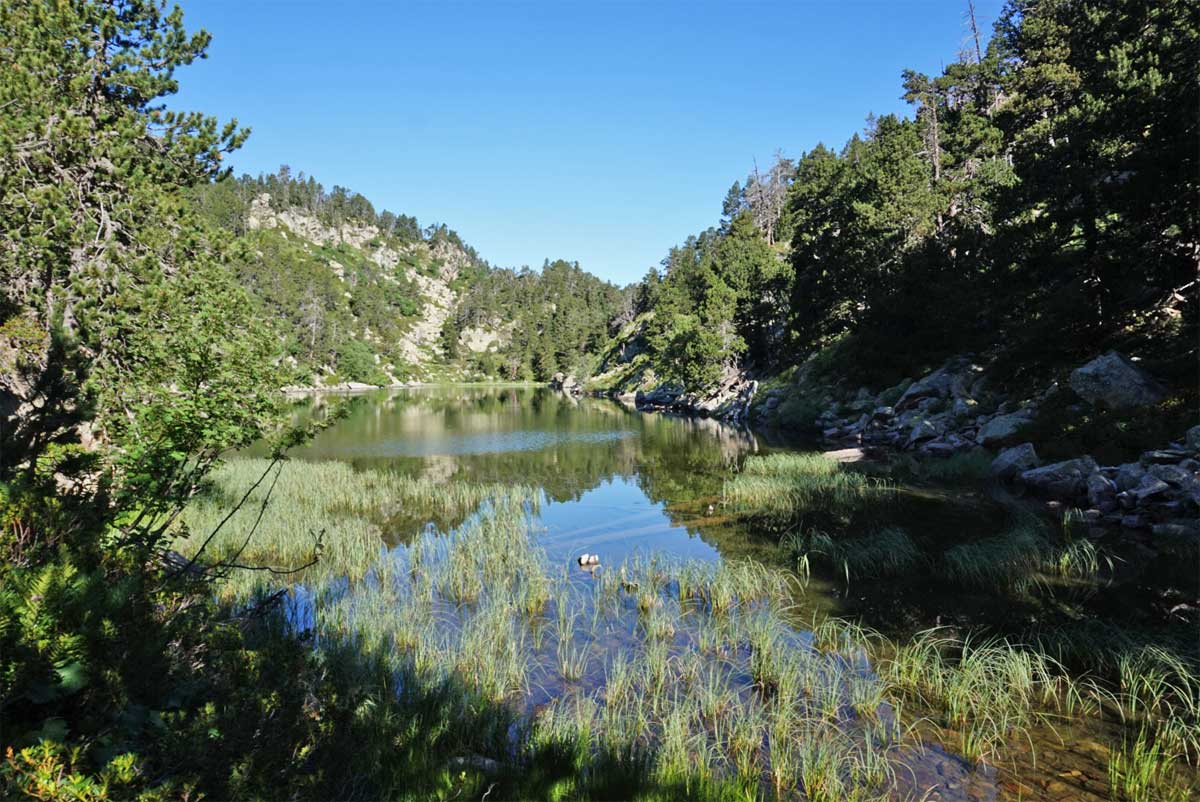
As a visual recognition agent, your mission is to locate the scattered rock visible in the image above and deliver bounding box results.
[1153,520,1200,539]
[824,447,866,463]
[1086,473,1118,512]
[1141,449,1189,465]
[550,372,582,395]
[1069,351,1166,410]
[1187,425,1200,452]
[923,440,960,457]
[870,405,895,421]
[1132,474,1171,502]
[1121,514,1150,530]
[1114,462,1146,491]
[1148,464,1200,506]
[906,419,940,448]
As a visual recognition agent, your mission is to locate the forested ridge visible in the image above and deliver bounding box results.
[183,0,1196,401]
[0,0,1196,799]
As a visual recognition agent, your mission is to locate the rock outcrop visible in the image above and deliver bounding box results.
[550,373,583,396]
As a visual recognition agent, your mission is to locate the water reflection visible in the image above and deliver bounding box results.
[274,386,790,566]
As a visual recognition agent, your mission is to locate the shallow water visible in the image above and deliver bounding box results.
[253,385,1194,801]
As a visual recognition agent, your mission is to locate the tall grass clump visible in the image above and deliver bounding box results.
[902,449,993,484]
[939,520,1050,593]
[725,454,894,521]
[176,457,537,592]
[883,629,1080,765]
[785,527,922,584]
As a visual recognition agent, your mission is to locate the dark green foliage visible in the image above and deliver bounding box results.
[1019,387,1198,464]
[621,0,1198,393]
[775,395,823,431]
[457,259,626,381]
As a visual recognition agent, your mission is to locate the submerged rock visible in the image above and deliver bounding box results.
[1069,351,1165,409]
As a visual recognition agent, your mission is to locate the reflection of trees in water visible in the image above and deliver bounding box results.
[290,386,800,555]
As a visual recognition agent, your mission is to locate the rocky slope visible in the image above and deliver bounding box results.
[245,194,508,384]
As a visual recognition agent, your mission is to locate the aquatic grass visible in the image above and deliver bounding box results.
[177,457,538,591]
[1108,726,1193,802]
[187,454,1180,799]
[904,449,993,484]
[1117,646,1200,762]
[725,453,894,520]
[881,629,1084,765]
[939,521,1050,592]
[558,639,590,683]
[786,527,923,584]
[1046,532,1113,584]
[741,453,844,478]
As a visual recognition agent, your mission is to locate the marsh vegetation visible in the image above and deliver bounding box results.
[173,389,1198,801]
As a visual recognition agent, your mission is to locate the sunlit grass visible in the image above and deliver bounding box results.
[186,456,1200,799]
[724,453,894,520]
[176,457,538,591]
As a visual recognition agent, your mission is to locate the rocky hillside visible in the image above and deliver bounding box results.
[191,168,628,388]
[245,193,472,377]
[191,172,538,387]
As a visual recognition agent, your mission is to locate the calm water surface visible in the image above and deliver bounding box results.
[286,385,811,568]
[265,385,1177,802]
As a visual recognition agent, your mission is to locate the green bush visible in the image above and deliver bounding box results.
[775,395,823,431]
[335,340,387,385]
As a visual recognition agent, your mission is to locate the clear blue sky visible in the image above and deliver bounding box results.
[172,0,1001,285]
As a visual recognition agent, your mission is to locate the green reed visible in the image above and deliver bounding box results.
[182,457,1200,799]
[725,453,894,520]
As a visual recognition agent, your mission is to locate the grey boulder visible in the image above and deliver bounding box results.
[1018,456,1099,498]
[978,411,1033,447]
[991,443,1040,480]
[1069,351,1165,410]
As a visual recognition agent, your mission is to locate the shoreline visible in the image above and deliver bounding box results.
[281,380,540,395]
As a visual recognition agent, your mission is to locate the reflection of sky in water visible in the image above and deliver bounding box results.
[536,475,720,566]
[327,429,636,458]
